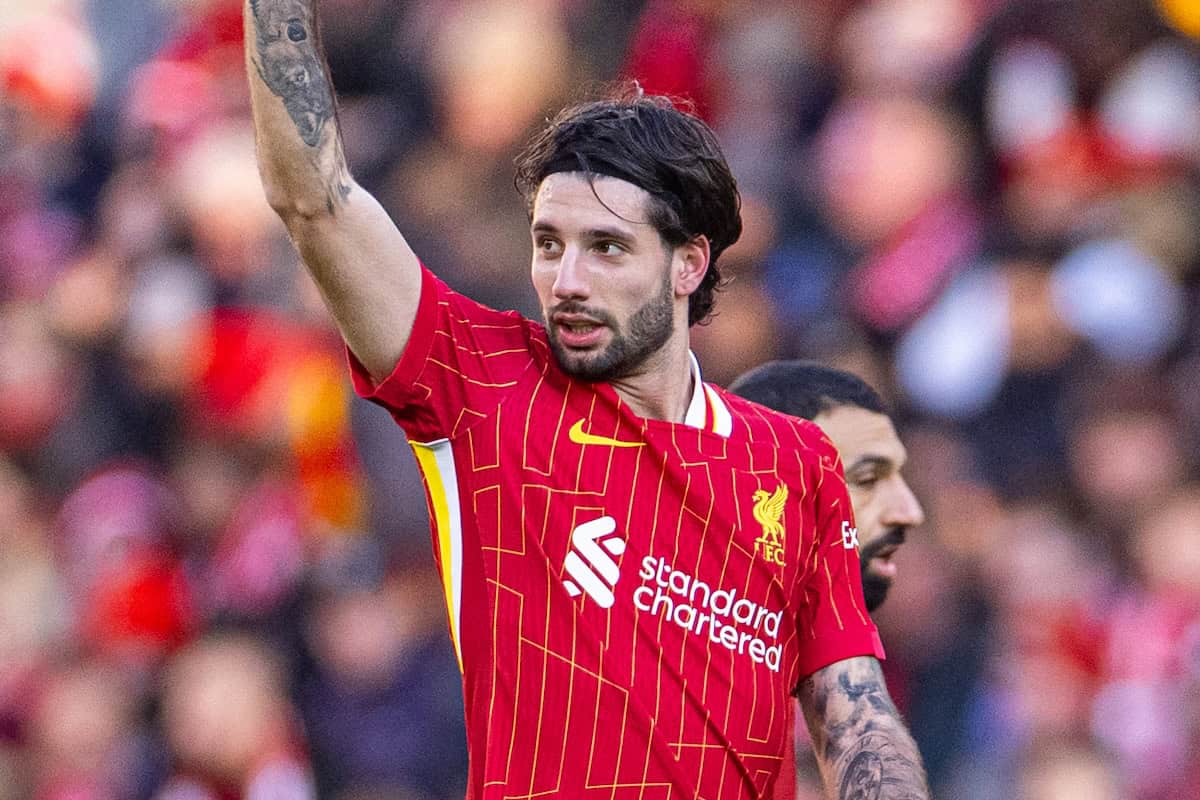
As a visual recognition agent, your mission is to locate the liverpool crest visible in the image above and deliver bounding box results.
[752,485,787,566]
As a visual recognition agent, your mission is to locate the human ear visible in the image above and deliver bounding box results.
[674,235,711,296]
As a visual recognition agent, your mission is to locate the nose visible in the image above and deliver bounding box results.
[551,247,589,301]
[885,477,925,528]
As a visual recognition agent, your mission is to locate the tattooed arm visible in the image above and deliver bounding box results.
[244,0,421,380]
[797,656,930,800]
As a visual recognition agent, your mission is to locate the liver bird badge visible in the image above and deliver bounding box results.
[752,485,788,565]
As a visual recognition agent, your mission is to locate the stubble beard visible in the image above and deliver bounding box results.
[547,272,675,382]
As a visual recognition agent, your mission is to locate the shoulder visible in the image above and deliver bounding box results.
[711,383,844,472]
[709,383,833,455]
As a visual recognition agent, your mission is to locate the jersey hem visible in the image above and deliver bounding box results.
[795,627,886,680]
[346,263,439,402]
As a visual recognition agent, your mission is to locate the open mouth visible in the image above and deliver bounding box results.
[553,314,607,349]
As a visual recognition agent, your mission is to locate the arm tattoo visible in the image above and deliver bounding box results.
[249,0,334,147]
[798,657,929,800]
[248,0,351,211]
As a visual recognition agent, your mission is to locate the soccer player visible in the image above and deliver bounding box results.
[728,361,926,799]
[728,362,925,613]
[243,3,929,798]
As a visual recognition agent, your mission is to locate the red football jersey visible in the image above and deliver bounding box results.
[350,267,884,800]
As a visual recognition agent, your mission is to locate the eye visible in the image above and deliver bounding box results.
[593,241,626,257]
[849,472,879,489]
[286,19,307,42]
[535,237,563,257]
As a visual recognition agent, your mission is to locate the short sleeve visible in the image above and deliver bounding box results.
[793,434,886,679]
[348,265,540,442]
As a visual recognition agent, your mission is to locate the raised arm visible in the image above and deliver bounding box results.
[797,656,930,800]
[244,0,422,380]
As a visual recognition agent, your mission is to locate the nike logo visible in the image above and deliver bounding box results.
[568,419,644,448]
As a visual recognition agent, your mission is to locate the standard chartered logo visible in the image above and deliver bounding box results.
[562,516,626,608]
[635,556,783,671]
[562,521,784,670]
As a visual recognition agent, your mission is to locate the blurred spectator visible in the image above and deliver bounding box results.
[1016,738,1123,800]
[27,661,142,800]
[299,553,467,799]
[156,633,314,799]
[57,464,194,664]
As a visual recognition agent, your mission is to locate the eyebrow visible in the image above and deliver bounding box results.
[845,455,896,472]
[530,223,639,247]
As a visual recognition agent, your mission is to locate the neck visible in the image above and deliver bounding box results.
[608,334,695,422]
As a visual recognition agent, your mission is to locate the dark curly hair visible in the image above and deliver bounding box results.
[514,85,742,326]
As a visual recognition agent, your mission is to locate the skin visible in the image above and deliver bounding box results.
[811,405,925,611]
[248,0,336,149]
[798,657,929,800]
[529,173,709,421]
[244,0,422,381]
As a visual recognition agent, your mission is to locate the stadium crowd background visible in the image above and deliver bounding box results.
[2,0,1200,797]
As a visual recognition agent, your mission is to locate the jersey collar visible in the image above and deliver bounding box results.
[683,351,733,437]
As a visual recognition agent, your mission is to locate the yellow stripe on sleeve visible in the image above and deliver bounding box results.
[411,438,465,672]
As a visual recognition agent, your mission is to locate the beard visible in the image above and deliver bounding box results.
[546,272,674,382]
[860,570,891,613]
[857,526,907,612]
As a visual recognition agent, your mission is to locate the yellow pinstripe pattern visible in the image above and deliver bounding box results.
[822,559,845,631]
[427,357,521,387]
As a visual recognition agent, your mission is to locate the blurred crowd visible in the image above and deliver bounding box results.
[2,0,1199,797]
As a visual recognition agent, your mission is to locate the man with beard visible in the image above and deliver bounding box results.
[729,361,925,799]
[729,362,925,612]
[243,2,928,798]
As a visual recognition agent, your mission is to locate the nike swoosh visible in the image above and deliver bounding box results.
[568,419,645,448]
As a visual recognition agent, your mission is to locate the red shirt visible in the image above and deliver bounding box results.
[351,267,884,800]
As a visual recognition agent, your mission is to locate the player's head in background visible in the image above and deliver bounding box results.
[514,85,742,381]
[728,361,924,612]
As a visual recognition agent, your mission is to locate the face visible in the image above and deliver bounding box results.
[530,173,705,381]
[811,405,924,611]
